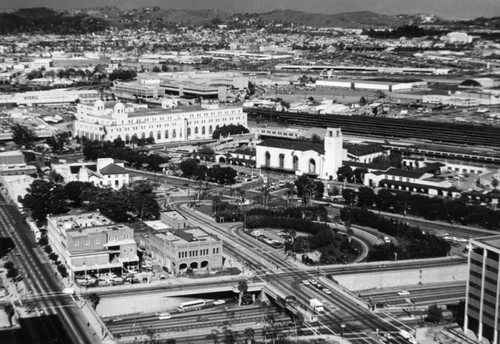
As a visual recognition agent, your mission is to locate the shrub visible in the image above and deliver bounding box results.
[44,245,53,254]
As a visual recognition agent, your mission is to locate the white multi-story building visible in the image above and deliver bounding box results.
[73,100,247,143]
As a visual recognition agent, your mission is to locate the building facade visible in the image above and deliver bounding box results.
[465,236,500,344]
[47,212,138,279]
[160,211,190,229]
[73,100,247,143]
[52,158,129,190]
[256,127,345,180]
[147,227,223,275]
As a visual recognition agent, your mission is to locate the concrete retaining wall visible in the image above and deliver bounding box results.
[335,264,468,291]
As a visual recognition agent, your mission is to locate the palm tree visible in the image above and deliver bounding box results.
[244,328,255,344]
[238,280,248,306]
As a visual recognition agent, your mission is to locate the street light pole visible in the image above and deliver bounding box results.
[340,322,345,339]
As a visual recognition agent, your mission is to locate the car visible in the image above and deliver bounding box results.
[157,312,171,320]
[309,279,318,286]
[397,290,410,296]
[302,280,310,285]
[62,288,75,295]
[14,250,20,256]
[323,288,332,295]
[213,300,226,305]
[111,317,123,322]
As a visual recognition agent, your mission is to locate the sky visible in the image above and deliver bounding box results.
[1,0,499,19]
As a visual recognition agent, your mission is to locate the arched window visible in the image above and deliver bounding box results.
[209,125,213,134]
[279,154,285,169]
[265,151,271,167]
[194,127,198,134]
[309,159,316,174]
[187,128,191,137]
[293,155,299,170]
[157,131,161,140]
[165,130,169,139]
[149,131,154,138]
[125,134,130,143]
[172,129,176,138]
[216,125,220,130]
[141,132,146,139]
[202,126,206,135]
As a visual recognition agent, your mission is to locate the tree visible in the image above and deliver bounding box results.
[353,168,368,183]
[11,123,37,148]
[314,181,325,200]
[243,328,255,344]
[222,328,237,344]
[87,293,100,310]
[212,124,249,139]
[152,66,161,73]
[492,178,499,190]
[310,133,323,144]
[180,158,200,179]
[342,188,357,207]
[426,304,443,324]
[336,165,353,182]
[358,186,376,207]
[238,280,248,307]
[294,175,316,205]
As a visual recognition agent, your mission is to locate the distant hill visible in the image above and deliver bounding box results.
[259,10,410,28]
[0,7,110,33]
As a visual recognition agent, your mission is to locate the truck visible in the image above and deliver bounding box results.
[309,299,324,313]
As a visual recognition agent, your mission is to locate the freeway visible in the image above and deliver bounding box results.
[172,202,415,344]
[106,305,291,342]
[0,195,96,344]
[360,283,466,308]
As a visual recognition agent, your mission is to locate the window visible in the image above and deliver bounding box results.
[73,239,79,246]
[195,127,198,134]
[265,151,271,167]
[293,155,299,170]
[85,239,90,246]
[309,159,316,174]
[279,154,285,169]
[165,130,169,139]
[157,131,161,140]
[172,129,176,138]
[95,237,100,244]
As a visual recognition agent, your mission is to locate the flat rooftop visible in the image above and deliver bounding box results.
[474,235,500,250]
[155,227,218,244]
[143,220,172,231]
[51,212,114,232]
[161,210,186,221]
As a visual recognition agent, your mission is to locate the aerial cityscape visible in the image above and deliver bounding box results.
[0,2,499,344]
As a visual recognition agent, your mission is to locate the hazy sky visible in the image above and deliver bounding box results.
[1,0,499,18]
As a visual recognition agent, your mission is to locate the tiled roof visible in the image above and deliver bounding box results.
[257,139,324,154]
[100,163,128,175]
[380,167,428,179]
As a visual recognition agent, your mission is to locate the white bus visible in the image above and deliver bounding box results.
[177,300,206,312]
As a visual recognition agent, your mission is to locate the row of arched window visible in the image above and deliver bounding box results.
[264,151,316,174]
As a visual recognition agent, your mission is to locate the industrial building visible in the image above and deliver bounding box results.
[73,100,247,143]
[465,235,500,344]
[276,64,450,75]
[0,89,100,106]
[316,78,426,92]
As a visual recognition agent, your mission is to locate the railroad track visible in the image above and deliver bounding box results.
[246,108,500,147]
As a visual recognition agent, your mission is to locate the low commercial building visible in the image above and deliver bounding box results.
[111,80,165,100]
[147,227,223,275]
[47,212,139,279]
[160,211,190,229]
[465,235,500,344]
[256,127,346,180]
[363,167,453,196]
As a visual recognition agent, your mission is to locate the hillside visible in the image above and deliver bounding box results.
[0,7,110,34]
[259,10,410,28]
